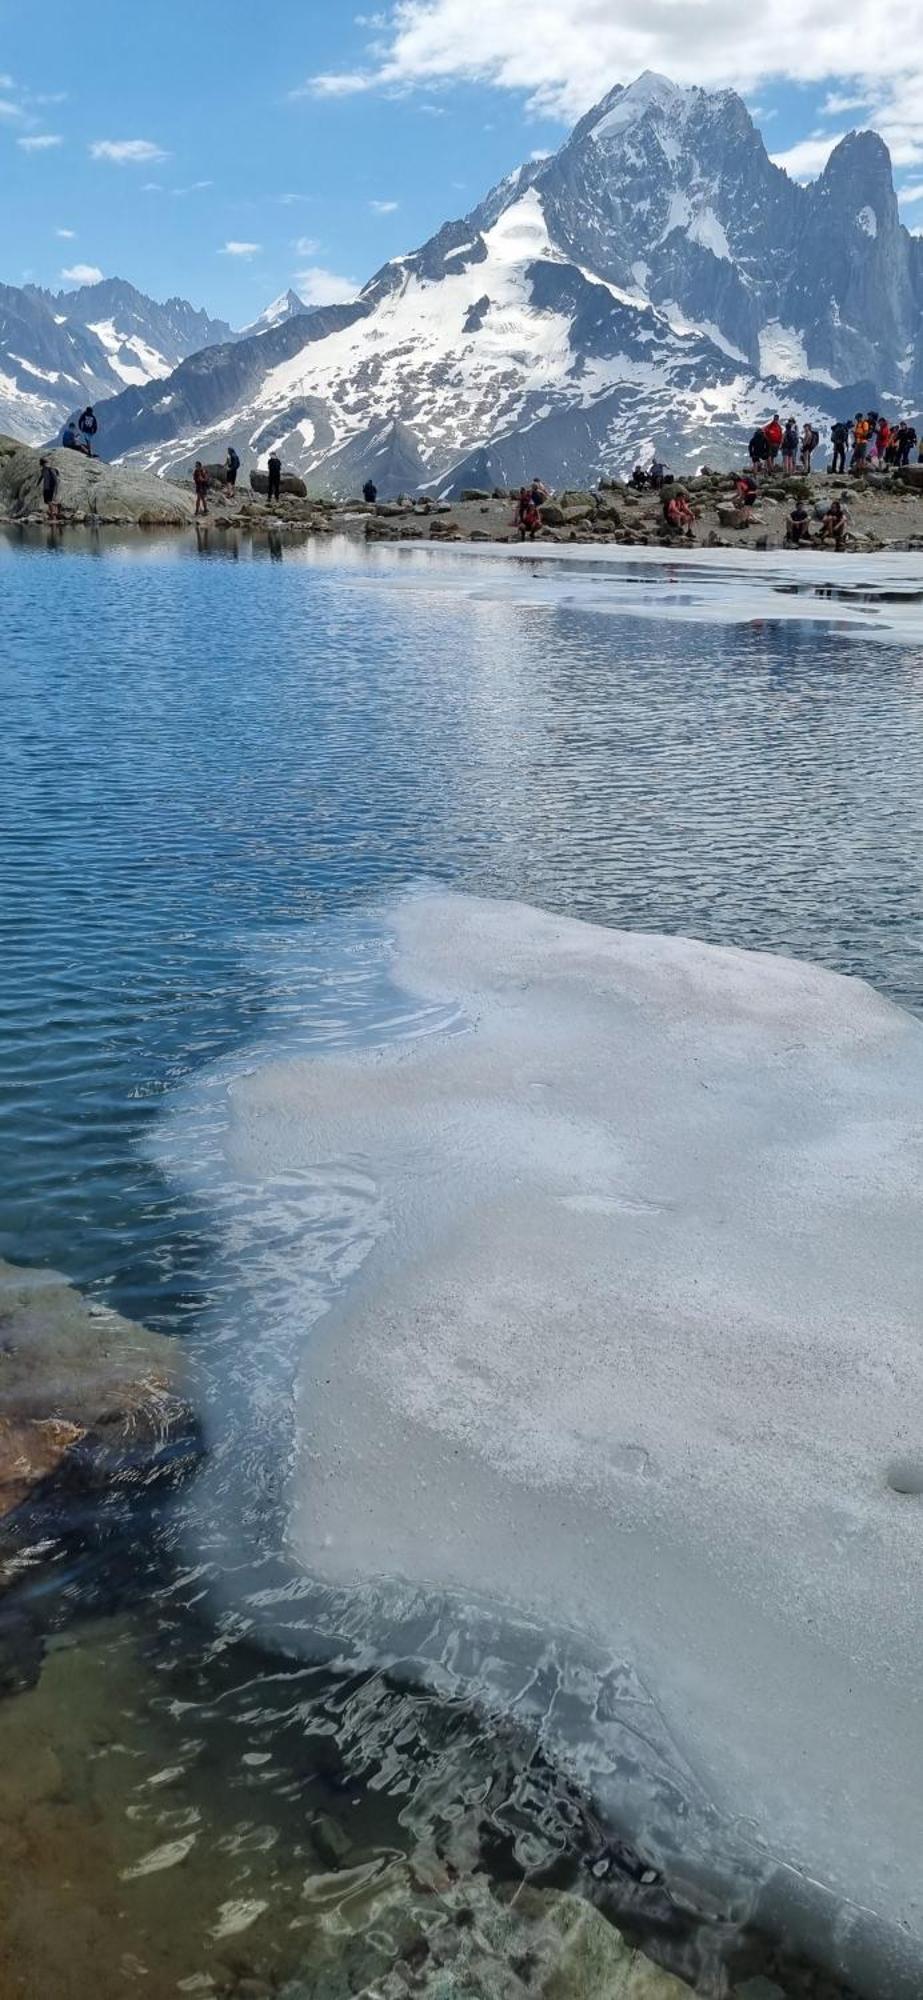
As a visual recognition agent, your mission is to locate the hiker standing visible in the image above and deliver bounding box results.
[800,422,819,473]
[763,414,783,467]
[193,461,209,516]
[40,457,60,523]
[78,406,98,455]
[224,444,241,499]
[782,418,799,474]
[266,453,282,505]
[362,479,377,504]
[830,419,849,475]
[851,414,870,471]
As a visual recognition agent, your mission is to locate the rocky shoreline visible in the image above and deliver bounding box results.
[5,434,923,553]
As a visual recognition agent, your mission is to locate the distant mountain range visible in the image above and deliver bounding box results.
[7,75,923,490]
[0,278,236,441]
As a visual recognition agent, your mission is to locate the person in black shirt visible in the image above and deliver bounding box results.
[40,457,60,522]
[266,454,282,505]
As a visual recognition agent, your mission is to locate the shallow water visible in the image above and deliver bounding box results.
[2,531,923,1998]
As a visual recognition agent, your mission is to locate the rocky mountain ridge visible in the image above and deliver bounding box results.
[21,75,923,489]
[0,277,234,441]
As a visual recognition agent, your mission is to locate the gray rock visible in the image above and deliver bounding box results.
[249,469,308,499]
[0,443,196,525]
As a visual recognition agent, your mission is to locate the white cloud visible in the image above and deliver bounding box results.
[18,133,63,151]
[172,179,213,196]
[297,71,374,98]
[0,98,22,119]
[898,180,923,205]
[771,132,845,180]
[90,137,169,164]
[61,263,104,284]
[56,227,76,239]
[293,234,321,255]
[292,3,923,135]
[294,265,358,305]
[369,198,399,213]
[221,240,262,257]
[823,91,870,115]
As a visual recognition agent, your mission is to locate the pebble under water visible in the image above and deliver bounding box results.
[2,529,923,2000]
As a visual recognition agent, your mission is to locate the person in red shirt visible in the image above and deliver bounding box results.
[763,415,783,466]
[663,491,695,540]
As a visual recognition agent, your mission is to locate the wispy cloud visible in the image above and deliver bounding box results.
[370,198,399,214]
[771,131,845,179]
[172,179,213,195]
[292,234,321,256]
[220,239,262,258]
[61,262,104,285]
[295,71,373,99]
[18,133,63,151]
[0,98,23,120]
[90,137,169,164]
[56,227,76,239]
[898,180,923,204]
[295,265,357,305]
[822,91,870,115]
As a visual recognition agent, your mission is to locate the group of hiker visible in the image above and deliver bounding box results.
[61,407,98,456]
[748,411,919,476]
[193,444,247,515]
[513,480,551,541]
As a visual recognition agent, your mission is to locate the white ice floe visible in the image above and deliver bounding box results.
[208,890,923,1989]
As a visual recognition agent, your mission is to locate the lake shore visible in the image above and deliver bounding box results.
[6,433,923,551]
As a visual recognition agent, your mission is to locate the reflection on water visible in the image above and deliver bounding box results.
[2,536,923,1997]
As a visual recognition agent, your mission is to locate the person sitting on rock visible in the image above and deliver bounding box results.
[514,488,541,540]
[39,457,60,523]
[266,453,282,506]
[193,461,209,517]
[363,479,378,504]
[819,497,849,550]
[530,477,550,504]
[61,417,88,454]
[787,501,812,546]
[663,490,694,540]
[78,406,98,455]
[629,464,647,489]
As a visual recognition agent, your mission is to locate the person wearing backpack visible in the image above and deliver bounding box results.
[851,414,870,470]
[266,453,282,505]
[78,406,98,454]
[830,419,849,475]
[900,423,917,467]
[800,422,820,473]
[763,414,783,465]
[224,445,241,498]
[193,461,210,517]
[748,429,769,474]
[782,418,799,474]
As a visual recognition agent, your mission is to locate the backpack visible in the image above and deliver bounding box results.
[807,427,819,451]
[228,447,240,472]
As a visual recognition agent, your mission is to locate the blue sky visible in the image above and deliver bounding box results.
[3,0,922,325]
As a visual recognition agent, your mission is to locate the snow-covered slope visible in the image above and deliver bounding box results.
[241,289,307,336]
[0,279,232,442]
[95,73,923,491]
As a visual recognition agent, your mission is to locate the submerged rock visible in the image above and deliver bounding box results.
[0,1260,195,1576]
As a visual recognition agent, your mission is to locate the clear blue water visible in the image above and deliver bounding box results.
[2,530,923,1996]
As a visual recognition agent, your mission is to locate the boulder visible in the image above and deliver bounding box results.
[539,503,565,526]
[459,488,491,502]
[249,470,308,499]
[896,464,923,489]
[718,505,751,529]
[558,489,596,512]
[0,1260,196,1574]
[0,444,197,526]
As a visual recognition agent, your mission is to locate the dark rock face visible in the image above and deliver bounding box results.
[76,73,923,491]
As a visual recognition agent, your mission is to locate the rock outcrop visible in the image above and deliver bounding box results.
[0,1260,195,1580]
[0,438,196,525]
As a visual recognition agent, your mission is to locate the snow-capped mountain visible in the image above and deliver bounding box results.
[95,74,923,491]
[241,290,307,336]
[0,279,232,442]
